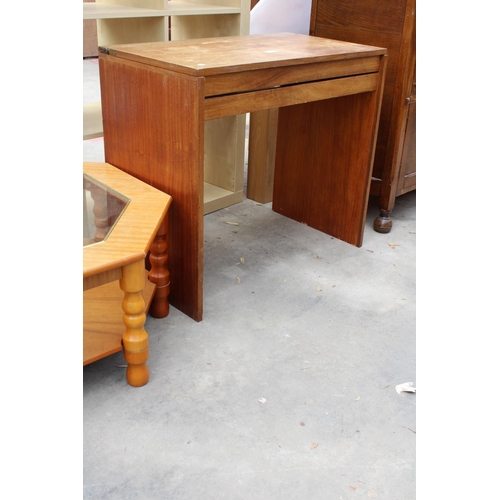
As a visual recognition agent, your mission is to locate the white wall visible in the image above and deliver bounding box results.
[250,0,313,35]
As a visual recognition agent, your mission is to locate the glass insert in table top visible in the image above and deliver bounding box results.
[83,174,130,247]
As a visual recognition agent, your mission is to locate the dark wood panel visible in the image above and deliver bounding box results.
[247,108,278,203]
[204,56,381,97]
[205,73,378,120]
[99,55,205,321]
[273,92,378,247]
[311,0,408,180]
[398,97,416,194]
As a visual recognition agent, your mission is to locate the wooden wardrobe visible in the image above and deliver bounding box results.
[309,0,416,233]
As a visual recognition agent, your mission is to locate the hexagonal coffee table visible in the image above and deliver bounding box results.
[83,162,172,387]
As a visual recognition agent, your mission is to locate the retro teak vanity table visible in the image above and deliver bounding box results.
[98,33,387,322]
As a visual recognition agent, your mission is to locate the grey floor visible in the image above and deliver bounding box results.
[83,58,416,500]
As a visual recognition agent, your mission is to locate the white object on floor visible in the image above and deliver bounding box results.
[395,382,416,395]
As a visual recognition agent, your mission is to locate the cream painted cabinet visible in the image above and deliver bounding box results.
[83,0,250,213]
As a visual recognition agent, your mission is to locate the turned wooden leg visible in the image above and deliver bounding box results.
[88,182,110,242]
[120,259,149,387]
[148,216,170,318]
[373,208,393,233]
[106,192,126,227]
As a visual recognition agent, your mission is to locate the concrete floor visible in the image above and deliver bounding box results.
[83,58,416,500]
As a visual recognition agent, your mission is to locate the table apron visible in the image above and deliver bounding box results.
[84,268,123,291]
[203,56,381,97]
[204,73,379,121]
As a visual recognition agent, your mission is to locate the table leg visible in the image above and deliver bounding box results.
[148,216,170,318]
[247,109,278,204]
[88,181,110,243]
[120,259,149,387]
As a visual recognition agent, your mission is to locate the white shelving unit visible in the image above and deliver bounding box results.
[83,2,241,19]
[83,1,248,138]
[83,0,250,213]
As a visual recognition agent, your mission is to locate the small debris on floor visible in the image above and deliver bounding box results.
[395,382,416,394]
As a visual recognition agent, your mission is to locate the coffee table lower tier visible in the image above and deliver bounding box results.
[83,270,156,365]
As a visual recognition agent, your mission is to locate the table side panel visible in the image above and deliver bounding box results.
[273,54,387,247]
[273,92,378,247]
[99,54,205,321]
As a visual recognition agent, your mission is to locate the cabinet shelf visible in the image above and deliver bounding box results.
[84,4,168,19]
[204,182,243,214]
[166,2,240,15]
[84,2,241,20]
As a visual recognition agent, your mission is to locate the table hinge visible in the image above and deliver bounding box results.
[98,47,116,56]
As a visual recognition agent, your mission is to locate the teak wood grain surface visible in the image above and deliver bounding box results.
[99,33,387,322]
[100,33,385,75]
